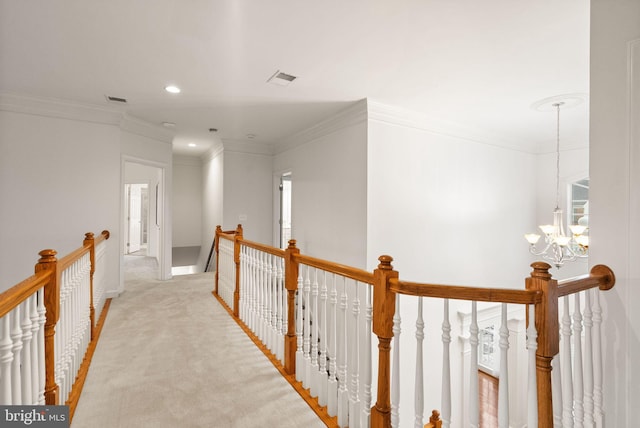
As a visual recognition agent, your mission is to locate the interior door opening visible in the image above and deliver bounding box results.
[279,173,292,249]
[124,183,149,255]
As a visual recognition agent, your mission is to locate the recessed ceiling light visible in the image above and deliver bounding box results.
[246,134,256,139]
[165,85,181,94]
[162,122,176,128]
[188,143,197,147]
[267,70,297,87]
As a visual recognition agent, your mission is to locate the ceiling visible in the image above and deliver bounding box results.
[0,0,590,157]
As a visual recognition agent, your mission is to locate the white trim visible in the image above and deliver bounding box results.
[273,99,368,154]
[367,99,534,154]
[222,139,275,155]
[120,113,174,144]
[202,142,225,161]
[0,92,123,125]
[0,92,175,143]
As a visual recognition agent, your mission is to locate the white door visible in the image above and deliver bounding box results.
[127,184,143,254]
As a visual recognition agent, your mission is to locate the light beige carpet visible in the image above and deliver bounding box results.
[72,257,325,428]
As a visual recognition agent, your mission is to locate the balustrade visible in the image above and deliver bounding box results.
[0,230,110,423]
[213,225,616,428]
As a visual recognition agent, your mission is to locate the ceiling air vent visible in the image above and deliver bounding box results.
[105,95,127,104]
[267,70,297,87]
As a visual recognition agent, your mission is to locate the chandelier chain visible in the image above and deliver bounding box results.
[554,102,562,210]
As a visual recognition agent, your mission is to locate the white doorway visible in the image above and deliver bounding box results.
[122,159,168,285]
[279,173,292,249]
[124,183,149,255]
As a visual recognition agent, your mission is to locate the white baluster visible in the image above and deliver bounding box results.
[360,284,372,428]
[391,295,401,428]
[37,288,46,404]
[272,255,279,355]
[310,269,320,398]
[327,273,338,417]
[573,293,584,428]
[10,306,23,404]
[591,289,604,428]
[0,314,14,404]
[318,271,329,407]
[469,301,479,428]
[561,296,574,428]
[20,299,33,404]
[498,303,509,428]
[441,299,451,428]
[337,275,349,427]
[414,297,424,428]
[527,304,539,428]
[583,290,594,428]
[348,280,361,428]
[277,257,285,363]
[552,354,564,427]
[303,266,312,389]
[295,271,304,383]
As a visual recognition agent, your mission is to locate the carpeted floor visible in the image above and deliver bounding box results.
[71,257,325,428]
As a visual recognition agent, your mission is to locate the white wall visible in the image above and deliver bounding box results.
[367,104,537,427]
[172,155,202,248]
[223,149,273,245]
[199,147,224,271]
[120,125,173,288]
[0,96,174,295]
[590,2,640,426]
[0,108,120,293]
[273,103,368,268]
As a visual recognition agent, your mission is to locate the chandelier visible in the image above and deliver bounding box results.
[525,102,589,268]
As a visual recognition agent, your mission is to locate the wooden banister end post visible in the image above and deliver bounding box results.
[84,232,97,339]
[526,261,557,428]
[35,249,60,405]
[101,230,110,240]
[371,255,397,428]
[214,226,222,295]
[233,225,243,317]
[591,264,616,290]
[424,410,442,428]
[284,239,300,375]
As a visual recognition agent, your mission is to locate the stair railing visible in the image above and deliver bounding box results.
[213,225,615,428]
[0,230,111,421]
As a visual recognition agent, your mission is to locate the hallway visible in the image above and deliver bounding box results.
[71,257,325,427]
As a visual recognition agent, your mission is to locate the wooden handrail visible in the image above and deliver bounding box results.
[0,270,52,319]
[390,279,541,304]
[240,239,286,258]
[557,264,616,297]
[212,225,617,428]
[293,253,374,285]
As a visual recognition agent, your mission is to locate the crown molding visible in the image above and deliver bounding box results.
[367,99,532,153]
[0,92,174,144]
[222,139,275,156]
[273,99,368,155]
[202,142,225,162]
[0,92,123,125]
[120,113,174,144]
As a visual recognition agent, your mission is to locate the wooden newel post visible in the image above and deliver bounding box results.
[525,261,559,428]
[214,225,222,296]
[83,232,96,340]
[35,249,59,405]
[371,255,398,428]
[284,239,300,375]
[233,224,243,318]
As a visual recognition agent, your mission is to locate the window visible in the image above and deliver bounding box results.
[570,178,589,226]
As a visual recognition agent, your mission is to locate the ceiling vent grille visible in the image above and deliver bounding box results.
[267,70,297,86]
[105,95,127,104]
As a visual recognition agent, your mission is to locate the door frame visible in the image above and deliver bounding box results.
[120,156,171,293]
